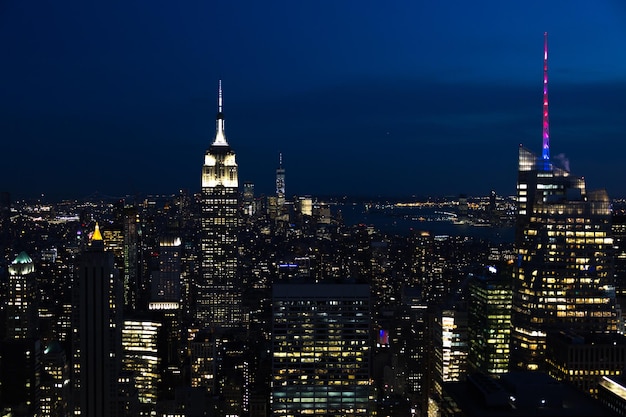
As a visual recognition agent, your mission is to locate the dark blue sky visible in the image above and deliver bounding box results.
[2,1,626,200]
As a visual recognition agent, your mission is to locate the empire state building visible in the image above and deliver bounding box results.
[198,81,243,329]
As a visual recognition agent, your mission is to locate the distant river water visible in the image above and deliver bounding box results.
[337,203,515,244]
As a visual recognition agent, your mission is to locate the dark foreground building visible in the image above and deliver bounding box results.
[440,372,618,417]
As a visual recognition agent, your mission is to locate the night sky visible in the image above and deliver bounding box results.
[2,1,626,200]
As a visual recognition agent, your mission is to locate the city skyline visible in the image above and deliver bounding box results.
[2,1,626,200]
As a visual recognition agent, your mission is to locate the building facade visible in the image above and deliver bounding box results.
[545,331,626,398]
[2,252,41,415]
[276,152,285,208]
[122,318,161,412]
[467,268,512,375]
[198,81,243,329]
[71,224,123,417]
[40,341,69,417]
[431,309,469,397]
[271,283,371,416]
[511,33,617,371]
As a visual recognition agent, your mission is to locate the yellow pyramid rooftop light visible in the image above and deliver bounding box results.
[92,222,103,241]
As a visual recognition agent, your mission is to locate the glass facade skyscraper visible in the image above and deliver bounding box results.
[512,148,617,370]
[511,33,617,371]
[467,269,512,375]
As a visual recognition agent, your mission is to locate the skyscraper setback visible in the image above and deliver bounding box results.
[198,81,243,329]
[71,224,123,417]
[2,252,41,415]
[511,33,617,370]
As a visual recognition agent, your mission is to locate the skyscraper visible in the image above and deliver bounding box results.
[511,33,617,371]
[2,252,41,415]
[121,318,161,411]
[40,341,69,417]
[150,235,182,310]
[71,224,124,417]
[6,252,38,339]
[243,181,256,217]
[431,308,468,397]
[467,267,512,375]
[198,81,243,329]
[276,152,285,208]
[149,235,183,367]
[123,204,139,311]
[271,283,371,416]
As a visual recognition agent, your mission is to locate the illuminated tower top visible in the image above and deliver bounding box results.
[90,222,104,250]
[7,251,37,339]
[202,81,238,189]
[92,222,103,241]
[542,32,550,167]
[276,152,286,198]
[212,80,229,147]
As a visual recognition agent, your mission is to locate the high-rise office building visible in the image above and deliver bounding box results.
[150,235,182,310]
[467,267,512,375]
[271,283,371,416]
[511,33,617,371]
[121,318,161,412]
[612,214,626,289]
[401,287,429,414]
[103,212,124,273]
[71,224,123,417]
[123,204,140,311]
[198,81,243,329]
[40,341,69,417]
[1,252,41,415]
[276,152,285,208]
[431,308,468,397]
[149,236,183,366]
[545,331,626,398]
[189,330,217,395]
[7,251,38,339]
[243,181,256,217]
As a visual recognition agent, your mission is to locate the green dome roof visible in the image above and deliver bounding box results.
[12,251,32,264]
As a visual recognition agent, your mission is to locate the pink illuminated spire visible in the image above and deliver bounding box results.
[542,32,550,166]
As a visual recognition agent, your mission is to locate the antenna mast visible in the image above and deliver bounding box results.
[542,32,550,167]
[218,80,223,113]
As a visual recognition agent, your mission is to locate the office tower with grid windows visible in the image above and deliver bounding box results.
[271,283,371,416]
[467,268,512,375]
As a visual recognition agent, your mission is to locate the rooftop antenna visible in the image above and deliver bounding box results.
[218,79,223,114]
[212,80,228,146]
[542,32,550,169]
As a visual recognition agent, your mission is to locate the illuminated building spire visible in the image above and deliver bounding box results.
[218,79,223,113]
[276,152,286,199]
[542,32,550,168]
[92,222,103,241]
[212,80,229,146]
